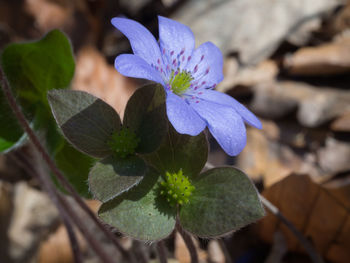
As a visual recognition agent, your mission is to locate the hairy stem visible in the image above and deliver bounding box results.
[156,241,168,263]
[10,151,83,263]
[176,221,198,263]
[0,69,122,263]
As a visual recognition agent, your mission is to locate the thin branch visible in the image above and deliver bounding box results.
[260,196,324,263]
[62,215,84,263]
[156,241,168,263]
[1,70,116,263]
[176,220,198,263]
[205,162,324,263]
[0,68,132,262]
[10,152,83,263]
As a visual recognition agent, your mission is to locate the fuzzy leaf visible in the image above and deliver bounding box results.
[180,167,265,237]
[123,84,167,154]
[89,155,147,202]
[98,169,176,241]
[144,125,208,179]
[48,90,121,158]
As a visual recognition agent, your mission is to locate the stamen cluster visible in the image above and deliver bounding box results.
[159,170,195,207]
[108,127,139,157]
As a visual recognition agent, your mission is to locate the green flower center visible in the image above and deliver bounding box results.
[159,170,195,207]
[108,127,139,158]
[168,70,193,95]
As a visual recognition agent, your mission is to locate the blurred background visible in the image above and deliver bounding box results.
[0,0,350,262]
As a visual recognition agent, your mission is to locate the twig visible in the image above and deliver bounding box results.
[205,162,324,263]
[176,220,198,263]
[10,152,84,263]
[1,70,116,263]
[156,241,168,263]
[0,68,132,262]
[260,196,324,263]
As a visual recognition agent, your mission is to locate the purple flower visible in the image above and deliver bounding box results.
[112,16,262,156]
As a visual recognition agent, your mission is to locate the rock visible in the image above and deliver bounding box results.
[208,240,225,263]
[0,181,13,262]
[252,81,350,127]
[8,182,59,262]
[72,46,136,118]
[331,112,350,132]
[284,36,350,75]
[173,0,344,64]
[317,137,350,174]
[218,59,278,93]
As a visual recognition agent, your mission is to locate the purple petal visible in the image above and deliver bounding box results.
[158,16,195,70]
[199,90,262,129]
[191,100,246,156]
[111,17,162,67]
[115,54,164,84]
[166,92,206,136]
[185,42,223,86]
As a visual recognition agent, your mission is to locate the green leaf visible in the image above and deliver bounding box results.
[1,30,75,110]
[0,29,75,153]
[89,155,147,202]
[179,167,265,238]
[98,169,176,241]
[123,84,167,154]
[54,141,95,198]
[48,90,122,158]
[144,125,208,179]
[0,85,24,152]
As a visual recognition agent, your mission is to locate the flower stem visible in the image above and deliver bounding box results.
[156,241,168,263]
[176,220,198,263]
[0,68,131,263]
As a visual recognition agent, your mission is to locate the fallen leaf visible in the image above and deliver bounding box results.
[259,174,350,263]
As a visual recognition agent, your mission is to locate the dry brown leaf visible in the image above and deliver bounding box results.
[284,36,350,75]
[259,174,350,263]
[25,0,73,32]
[72,46,136,118]
[238,126,299,185]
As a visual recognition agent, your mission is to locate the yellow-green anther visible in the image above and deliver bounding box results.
[168,70,193,95]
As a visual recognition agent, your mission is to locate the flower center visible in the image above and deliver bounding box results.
[168,70,193,95]
[108,127,139,158]
[159,169,195,207]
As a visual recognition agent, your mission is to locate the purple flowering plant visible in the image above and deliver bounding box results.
[0,18,264,259]
[43,17,264,242]
[112,16,262,156]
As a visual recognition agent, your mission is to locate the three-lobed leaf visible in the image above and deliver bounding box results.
[48,89,122,158]
[179,167,265,237]
[144,125,208,179]
[98,169,176,241]
[123,84,167,154]
[89,155,147,202]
